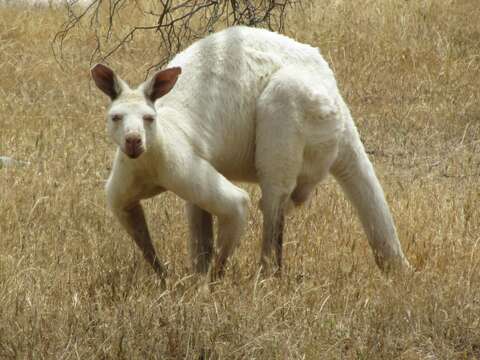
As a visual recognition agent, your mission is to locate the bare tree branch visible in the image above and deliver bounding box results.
[53,0,306,73]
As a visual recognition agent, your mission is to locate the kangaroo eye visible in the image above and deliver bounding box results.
[143,114,155,123]
[111,114,123,122]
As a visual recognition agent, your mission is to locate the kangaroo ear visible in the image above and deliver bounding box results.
[144,67,182,103]
[91,64,124,100]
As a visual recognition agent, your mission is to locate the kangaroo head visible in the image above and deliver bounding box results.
[91,64,181,159]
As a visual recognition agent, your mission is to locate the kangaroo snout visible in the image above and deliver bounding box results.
[124,134,144,159]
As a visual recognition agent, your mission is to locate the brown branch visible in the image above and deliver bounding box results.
[53,0,307,72]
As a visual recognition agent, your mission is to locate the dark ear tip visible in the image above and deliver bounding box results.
[152,66,182,81]
[91,63,113,76]
[168,67,182,76]
[90,63,102,73]
[90,64,100,77]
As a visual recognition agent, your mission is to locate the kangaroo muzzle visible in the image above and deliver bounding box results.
[124,134,144,159]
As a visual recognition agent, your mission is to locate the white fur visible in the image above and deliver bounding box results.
[92,26,410,280]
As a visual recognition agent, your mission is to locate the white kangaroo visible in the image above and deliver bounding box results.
[91,26,410,281]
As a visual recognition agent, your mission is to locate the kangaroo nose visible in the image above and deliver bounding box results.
[125,135,141,147]
[124,134,144,158]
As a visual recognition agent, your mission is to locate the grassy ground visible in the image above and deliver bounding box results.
[1,1,479,358]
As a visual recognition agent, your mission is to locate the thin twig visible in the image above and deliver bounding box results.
[53,0,306,71]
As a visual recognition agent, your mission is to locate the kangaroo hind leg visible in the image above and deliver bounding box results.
[256,67,344,274]
[255,69,308,274]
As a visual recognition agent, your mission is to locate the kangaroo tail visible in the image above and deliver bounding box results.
[330,110,410,272]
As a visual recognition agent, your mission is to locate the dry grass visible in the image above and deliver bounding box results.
[1,1,480,358]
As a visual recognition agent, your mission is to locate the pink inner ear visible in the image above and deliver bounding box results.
[150,67,182,101]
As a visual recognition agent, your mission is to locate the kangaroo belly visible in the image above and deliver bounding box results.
[216,155,258,183]
[210,120,258,183]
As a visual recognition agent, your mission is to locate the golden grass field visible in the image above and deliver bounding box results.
[1,1,479,358]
